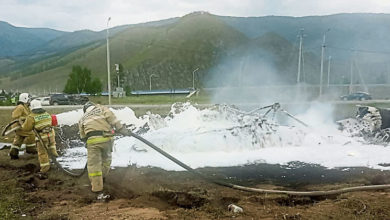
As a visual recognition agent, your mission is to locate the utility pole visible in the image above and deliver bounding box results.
[297,29,304,84]
[115,64,120,88]
[126,70,129,88]
[106,17,112,105]
[149,74,158,91]
[327,56,332,87]
[239,56,248,87]
[349,57,354,94]
[319,29,330,97]
[192,68,199,90]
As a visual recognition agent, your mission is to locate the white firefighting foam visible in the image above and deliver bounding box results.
[56,103,390,171]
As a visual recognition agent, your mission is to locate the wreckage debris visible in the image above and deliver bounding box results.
[228,204,243,213]
[337,105,390,145]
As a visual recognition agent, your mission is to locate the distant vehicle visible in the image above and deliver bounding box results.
[49,93,89,105]
[70,94,89,105]
[0,96,7,102]
[340,92,372,101]
[34,97,50,106]
[49,93,71,105]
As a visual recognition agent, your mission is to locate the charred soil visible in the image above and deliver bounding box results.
[0,148,390,220]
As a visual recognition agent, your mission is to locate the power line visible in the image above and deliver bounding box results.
[327,46,390,55]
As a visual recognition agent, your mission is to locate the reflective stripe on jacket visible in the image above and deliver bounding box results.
[86,136,112,145]
[33,112,52,131]
[22,111,52,133]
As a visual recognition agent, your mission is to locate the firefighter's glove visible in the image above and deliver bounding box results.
[118,127,132,136]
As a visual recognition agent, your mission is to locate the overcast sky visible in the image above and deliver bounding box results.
[2,0,390,32]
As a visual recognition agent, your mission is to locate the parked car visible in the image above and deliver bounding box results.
[33,97,51,106]
[49,93,71,105]
[340,92,372,101]
[49,93,89,105]
[70,94,89,105]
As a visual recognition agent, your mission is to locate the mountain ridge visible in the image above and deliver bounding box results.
[1,12,389,91]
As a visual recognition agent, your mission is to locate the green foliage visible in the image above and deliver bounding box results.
[124,85,132,95]
[64,65,89,93]
[63,65,102,94]
[88,77,103,94]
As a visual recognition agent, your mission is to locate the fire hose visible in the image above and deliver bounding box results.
[33,128,87,177]
[3,120,390,196]
[2,120,87,177]
[128,132,390,196]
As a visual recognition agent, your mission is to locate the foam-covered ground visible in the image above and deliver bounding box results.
[56,103,390,171]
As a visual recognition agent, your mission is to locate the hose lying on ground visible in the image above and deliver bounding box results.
[128,132,390,196]
[3,120,390,196]
[33,128,87,177]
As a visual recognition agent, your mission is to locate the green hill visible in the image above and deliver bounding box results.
[3,12,390,92]
[0,21,65,57]
[1,12,251,91]
[221,13,390,59]
[204,31,319,88]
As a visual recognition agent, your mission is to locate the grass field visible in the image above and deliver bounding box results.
[89,93,211,105]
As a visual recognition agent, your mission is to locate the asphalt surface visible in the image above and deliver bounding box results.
[0,99,390,110]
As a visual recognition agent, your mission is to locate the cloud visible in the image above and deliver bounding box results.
[1,0,390,31]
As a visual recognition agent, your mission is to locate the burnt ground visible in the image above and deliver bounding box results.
[1,108,390,219]
[1,144,390,220]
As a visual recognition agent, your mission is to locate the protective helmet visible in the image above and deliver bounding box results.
[19,93,30,104]
[30,99,42,110]
[83,101,95,113]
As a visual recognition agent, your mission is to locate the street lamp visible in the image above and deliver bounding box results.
[106,17,112,105]
[319,28,330,98]
[192,68,199,90]
[115,64,120,88]
[149,74,158,91]
[327,56,332,87]
[297,28,304,84]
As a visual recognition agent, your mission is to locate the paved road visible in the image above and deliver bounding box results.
[0,100,390,110]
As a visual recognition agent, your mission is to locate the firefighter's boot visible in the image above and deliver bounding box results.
[9,146,19,160]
